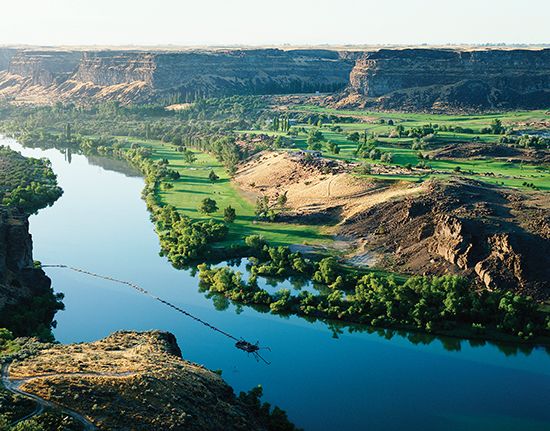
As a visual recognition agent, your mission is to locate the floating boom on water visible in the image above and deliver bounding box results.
[39,264,271,364]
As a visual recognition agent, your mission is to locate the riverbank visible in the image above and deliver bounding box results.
[4,129,549,346]
[2,135,550,431]
[1,331,297,430]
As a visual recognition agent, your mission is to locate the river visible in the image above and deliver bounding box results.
[3,137,550,431]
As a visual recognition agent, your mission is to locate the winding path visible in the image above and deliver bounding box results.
[1,362,98,430]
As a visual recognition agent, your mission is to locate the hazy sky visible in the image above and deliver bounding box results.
[1,0,548,46]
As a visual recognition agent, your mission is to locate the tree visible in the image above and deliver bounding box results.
[369,148,381,160]
[182,149,196,164]
[255,195,271,219]
[245,234,267,250]
[347,132,360,143]
[209,170,219,182]
[395,125,405,137]
[224,205,236,223]
[490,119,504,134]
[276,192,288,210]
[380,152,393,163]
[313,257,340,285]
[199,198,218,215]
[65,123,72,141]
[327,141,340,154]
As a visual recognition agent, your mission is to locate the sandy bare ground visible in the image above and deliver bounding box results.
[234,151,425,224]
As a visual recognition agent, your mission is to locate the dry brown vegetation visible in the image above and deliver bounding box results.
[9,331,280,430]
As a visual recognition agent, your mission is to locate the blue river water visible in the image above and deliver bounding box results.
[4,137,550,431]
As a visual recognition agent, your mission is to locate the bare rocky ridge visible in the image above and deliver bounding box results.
[340,179,550,298]
[6,331,287,430]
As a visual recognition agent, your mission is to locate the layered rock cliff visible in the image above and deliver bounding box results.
[0,48,355,104]
[1,47,548,110]
[341,48,550,111]
[0,209,61,335]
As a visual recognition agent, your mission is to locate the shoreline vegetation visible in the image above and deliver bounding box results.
[0,100,549,347]
[0,146,64,341]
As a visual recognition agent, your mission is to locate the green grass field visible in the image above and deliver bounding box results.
[239,107,550,191]
[129,138,331,247]
[290,105,549,128]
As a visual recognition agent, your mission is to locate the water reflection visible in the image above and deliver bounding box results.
[4,137,550,431]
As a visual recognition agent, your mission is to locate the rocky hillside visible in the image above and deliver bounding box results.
[1,47,548,110]
[3,331,296,430]
[337,48,550,111]
[0,48,354,104]
[340,179,550,298]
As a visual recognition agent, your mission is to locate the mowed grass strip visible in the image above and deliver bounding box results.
[144,140,331,247]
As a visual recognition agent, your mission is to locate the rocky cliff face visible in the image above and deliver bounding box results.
[342,48,550,111]
[0,209,58,334]
[6,50,81,86]
[340,179,550,298]
[0,48,354,104]
[1,47,548,110]
[0,48,16,72]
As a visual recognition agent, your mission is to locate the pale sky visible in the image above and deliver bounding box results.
[0,0,548,47]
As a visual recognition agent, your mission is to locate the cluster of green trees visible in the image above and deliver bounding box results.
[353,139,393,163]
[198,244,550,339]
[254,193,287,221]
[271,117,291,132]
[0,147,63,214]
[238,385,299,431]
[306,129,324,151]
[154,205,229,265]
[0,290,64,341]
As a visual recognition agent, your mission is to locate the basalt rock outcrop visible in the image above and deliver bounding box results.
[0,48,355,104]
[339,48,550,111]
[1,47,548,110]
[340,179,550,298]
[0,208,59,334]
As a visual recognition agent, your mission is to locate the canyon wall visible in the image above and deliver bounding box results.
[0,47,548,110]
[344,48,550,111]
[0,48,355,104]
[0,209,59,335]
[7,50,81,86]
